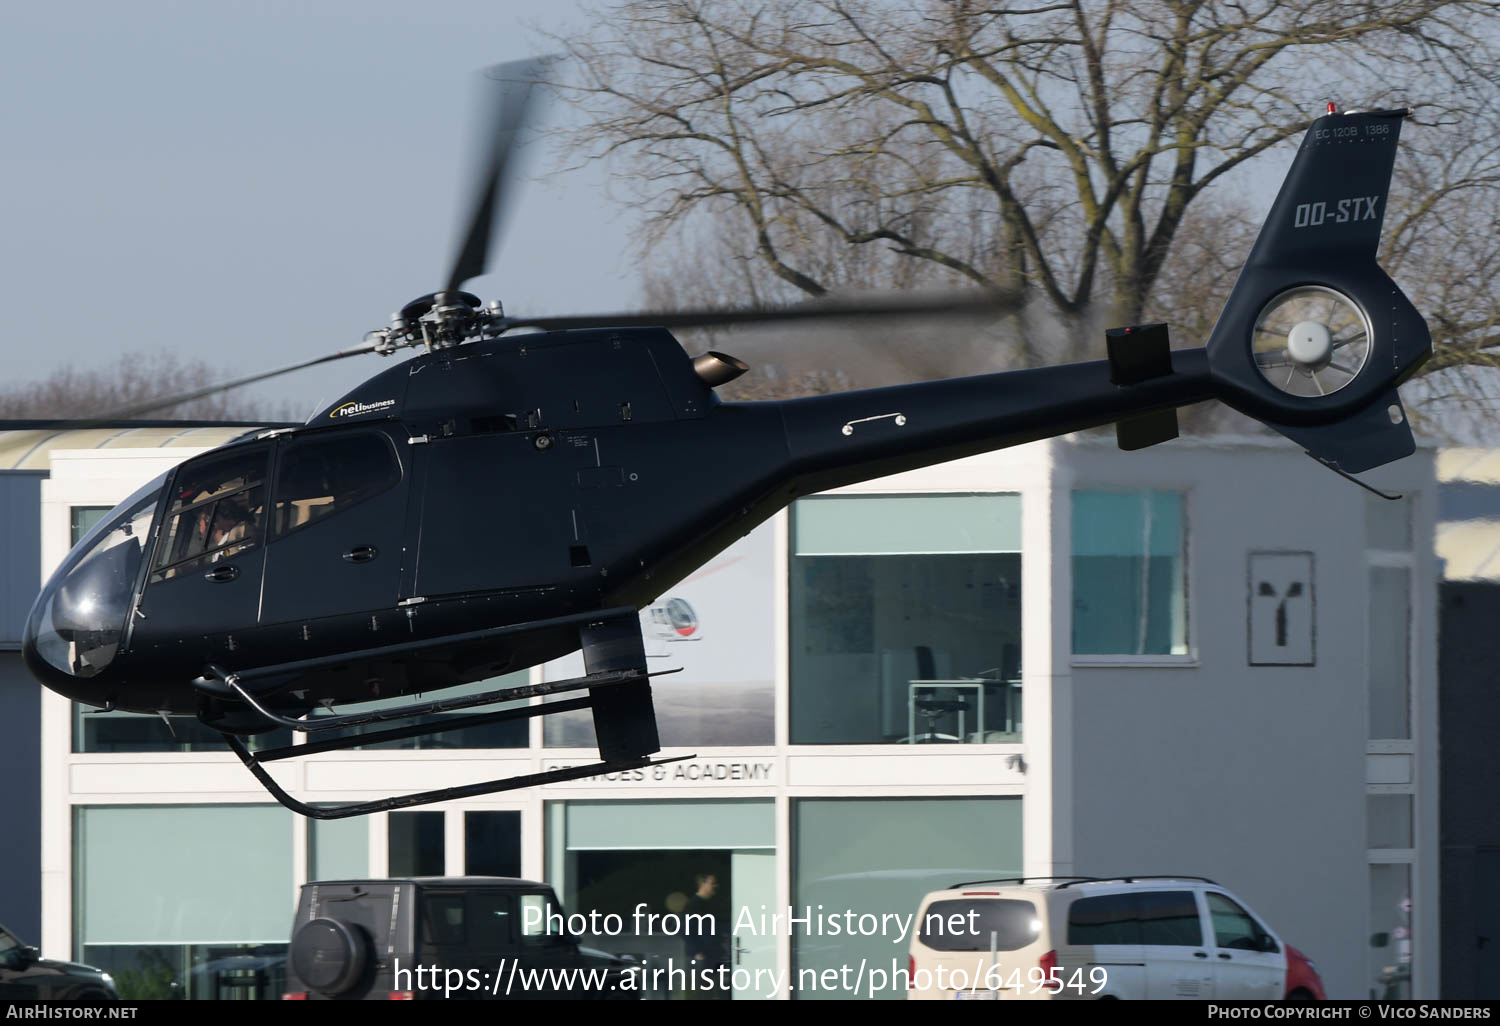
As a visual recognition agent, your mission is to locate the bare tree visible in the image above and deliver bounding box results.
[554,0,1500,409]
[0,352,298,422]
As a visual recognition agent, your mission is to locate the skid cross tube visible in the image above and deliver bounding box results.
[223,733,694,819]
[249,695,595,761]
[206,663,678,733]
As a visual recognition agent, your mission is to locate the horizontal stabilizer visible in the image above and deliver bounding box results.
[1273,388,1416,475]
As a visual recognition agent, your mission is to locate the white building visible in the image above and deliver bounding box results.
[34,434,1437,1000]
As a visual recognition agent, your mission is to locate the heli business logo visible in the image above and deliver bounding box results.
[330,398,397,419]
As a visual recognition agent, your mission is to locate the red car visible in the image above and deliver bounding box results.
[1284,944,1326,1000]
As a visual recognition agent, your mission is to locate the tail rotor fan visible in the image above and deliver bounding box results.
[1252,286,1371,398]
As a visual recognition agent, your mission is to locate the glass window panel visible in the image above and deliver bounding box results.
[791,548,1022,745]
[793,797,1022,1000]
[1365,494,1412,552]
[310,816,368,881]
[388,811,444,877]
[1367,795,1414,849]
[153,450,268,581]
[305,671,529,750]
[1072,491,1187,655]
[1068,893,1140,945]
[1369,863,1413,999]
[919,898,1038,952]
[545,528,776,748]
[271,432,401,536]
[73,706,290,754]
[1137,890,1202,946]
[80,942,287,1001]
[465,811,521,878]
[76,806,293,945]
[468,891,517,947]
[562,800,773,851]
[422,893,466,946]
[70,507,111,546]
[1206,892,1274,951]
[794,495,1021,555]
[1368,567,1411,739]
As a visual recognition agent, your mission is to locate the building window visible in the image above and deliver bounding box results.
[1367,795,1414,849]
[792,797,1022,1000]
[74,805,292,1000]
[306,670,530,751]
[1368,863,1413,999]
[546,799,775,999]
[309,816,368,881]
[70,507,112,546]
[465,811,521,877]
[1368,567,1411,740]
[543,529,776,749]
[1071,490,1187,656]
[790,495,1023,745]
[388,811,444,876]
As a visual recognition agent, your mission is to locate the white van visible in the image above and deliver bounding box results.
[907,876,1324,1000]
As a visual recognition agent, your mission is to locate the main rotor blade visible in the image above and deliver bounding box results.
[445,57,554,294]
[505,289,1025,333]
[83,342,381,423]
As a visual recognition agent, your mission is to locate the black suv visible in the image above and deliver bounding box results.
[285,877,640,1000]
[0,923,117,1000]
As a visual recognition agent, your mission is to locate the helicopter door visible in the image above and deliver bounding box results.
[258,428,407,626]
[133,445,272,654]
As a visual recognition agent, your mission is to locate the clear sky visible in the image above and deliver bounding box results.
[0,0,638,418]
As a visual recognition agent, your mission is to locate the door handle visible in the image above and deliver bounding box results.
[204,565,239,582]
[1217,953,1232,960]
[1193,951,1208,959]
[342,545,378,564]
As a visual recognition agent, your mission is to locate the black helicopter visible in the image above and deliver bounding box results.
[22,61,1430,819]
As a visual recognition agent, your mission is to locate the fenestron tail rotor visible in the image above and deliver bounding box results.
[1251,286,1372,398]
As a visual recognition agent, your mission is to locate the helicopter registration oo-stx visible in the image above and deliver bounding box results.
[21,61,1429,819]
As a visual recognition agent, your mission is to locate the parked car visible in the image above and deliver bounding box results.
[0,923,117,1000]
[907,876,1325,1001]
[283,877,641,1000]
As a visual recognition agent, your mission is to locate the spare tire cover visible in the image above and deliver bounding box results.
[290,917,369,996]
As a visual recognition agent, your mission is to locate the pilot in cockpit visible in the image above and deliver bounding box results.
[208,498,251,552]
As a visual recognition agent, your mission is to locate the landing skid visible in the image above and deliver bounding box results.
[225,730,691,820]
[207,607,678,818]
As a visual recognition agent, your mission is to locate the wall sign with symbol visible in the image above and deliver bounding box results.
[1248,552,1315,665]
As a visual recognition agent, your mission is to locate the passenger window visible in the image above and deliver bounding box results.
[1067,893,1140,945]
[519,893,568,945]
[1207,892,1276,952]
[1136,890,1203,946]
[272,432,400,536]
[152,449,268,580]
[422,893,467,946]
[468,892,517,948]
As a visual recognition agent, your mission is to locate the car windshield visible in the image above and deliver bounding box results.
[26,473,166,677]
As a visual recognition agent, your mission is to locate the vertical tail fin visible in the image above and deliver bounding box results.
[1204,108,1430,474]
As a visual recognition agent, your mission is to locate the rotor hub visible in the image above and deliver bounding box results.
[1286,320,1333,367]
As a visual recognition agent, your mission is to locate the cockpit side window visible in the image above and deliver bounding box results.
[271,432,400,537]
[152,448,269,581]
